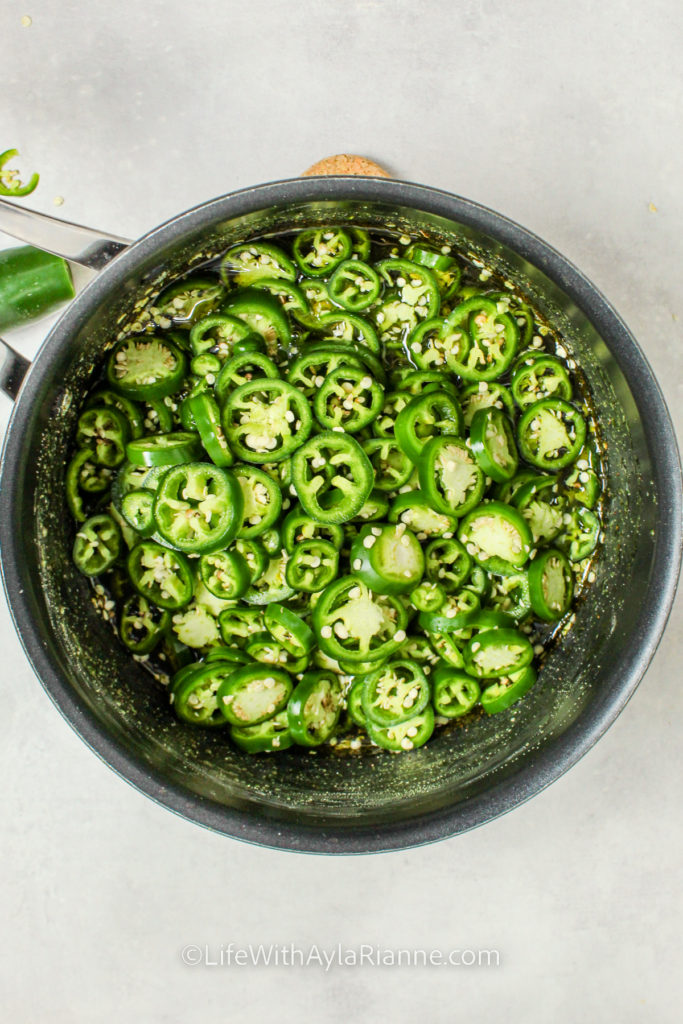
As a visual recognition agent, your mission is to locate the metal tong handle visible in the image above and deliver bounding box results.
[0,197,131,271]
[0,201,132,399]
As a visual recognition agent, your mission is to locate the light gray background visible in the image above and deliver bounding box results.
[1,2,681,1021]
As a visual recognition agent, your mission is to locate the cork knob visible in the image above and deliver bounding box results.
[301,154,391,178]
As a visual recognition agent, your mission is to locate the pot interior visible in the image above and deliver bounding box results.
[10,192,657,842]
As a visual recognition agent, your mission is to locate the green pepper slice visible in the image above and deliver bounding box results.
[346,678,368,728]
[313,365,383,433]
[393,369,457,396]
[153,462,243,553]
[350,228,371,259]
[409,580,446,613]
[418,436,484,517]
[463,627,534,679]
[232,465,282,539]
[432,666,480,718]
[443,297,519,381]
[469,406,519,483]
[191,351,223,378]
[405,244,462,298]
[128,541,194,609]
[259,526,282,556]
[361,437,413,492]
[285,539,339,593]
[317,311,380,353]
[217,664,293,726]
[464,565,492,600]
[361,658,430,727]
[372,391,412,439]
[374,292,421,349]
[120,489,156,536]
[198,549,251,600]
[286,343,365,395]
[126,431,201,468]
[486,291,535,348]
[564,463,601,509]
[86,389,144,440]
[73,514,121,576]
[188,393,233,467]
[293,227,353,277]
[214,350,279,398]
[450,610,514,642]
[388,492,458,538]
[218,606,263,644]
[514,478,566,546]
[243,550,294,605]
[366,706,435,752]
[143,396,175,434]
[356,490,390,522]
[201,645,251,666]
[430,633,466,669]
[246,631,309,674]
[418,588,481,634]
[107,336,187,400]
[281,508,344,553]
[120,593,170,654]
[459,381,515,427]
[458,501,533,574]
[424,537,472,592]
[251,277,309,319]
[0,148,39,196]
[172,662,233,726]
[292,432,374,525]
[512,354,572,408]
[230,710,294,753]
[264,603,315,657]
[169,600,221,648]
[376,258,440,319]
[223,379,312,463]
[350,523,424,595]
[395,389,464,464]
[287,671,343,746]
[76,406,130,468]
[327,259,381,311]
[111,461,151,510]
[480,665,537,714]
[189,313,254,360]
[154,275,223,328]
[489,573,532,621]
[407,317,452,370]
[312,576,408,664]
[557,505,601,561]
[306,339,386,386]
[66,448,114,522]
[517,399,587,471]
[222,288,291,356]
[220,242,297,286]
[233,538,268,583]
[292,279,336,326]
[528,548,574,620]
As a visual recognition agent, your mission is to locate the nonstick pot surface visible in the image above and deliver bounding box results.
[1,178,680,852]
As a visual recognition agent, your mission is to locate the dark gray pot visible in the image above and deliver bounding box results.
[0,177,680,852]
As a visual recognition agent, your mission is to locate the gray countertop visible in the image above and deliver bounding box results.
[1,2,681,1021]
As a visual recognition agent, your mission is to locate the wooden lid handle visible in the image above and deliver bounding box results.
[301,154,391,178]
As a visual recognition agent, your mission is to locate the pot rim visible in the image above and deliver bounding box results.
[1,175,681,853]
